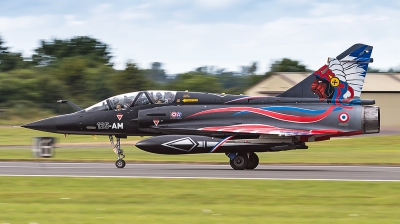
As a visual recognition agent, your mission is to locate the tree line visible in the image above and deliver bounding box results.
[0,35,391,119]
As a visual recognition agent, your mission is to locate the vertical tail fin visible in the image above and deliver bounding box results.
[278,44,373,104]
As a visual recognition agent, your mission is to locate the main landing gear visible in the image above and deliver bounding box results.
[109,135,126,168]
[227,152,259,170]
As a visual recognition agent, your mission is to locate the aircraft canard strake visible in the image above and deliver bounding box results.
[23,43,379,169]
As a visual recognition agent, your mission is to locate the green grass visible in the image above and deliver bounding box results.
[0,127,142,145]
[0,109,56,125]
[0,177,399,223]
[1,141,400,165]
[1,127,400,164]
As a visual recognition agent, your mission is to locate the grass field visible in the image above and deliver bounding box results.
[0,126,142,145]
[0,177,399,224]
[1,129,400,223]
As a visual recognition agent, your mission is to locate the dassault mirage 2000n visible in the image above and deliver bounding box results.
[23,43,379,170]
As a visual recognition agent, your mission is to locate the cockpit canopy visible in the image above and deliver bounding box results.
[85,91,177,112]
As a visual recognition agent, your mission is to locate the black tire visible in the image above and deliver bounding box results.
[246,152,259,170]
[229,153,248,170]
[115,159,126,168]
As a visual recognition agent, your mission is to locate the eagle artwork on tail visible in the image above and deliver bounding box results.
[311,46,372,107]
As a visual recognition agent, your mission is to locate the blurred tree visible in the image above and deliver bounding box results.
[0,69,66,106]
[0,36,25,72]
[241,66,249,76]
[0,37,7,54]
[57,56,88,99]
[216,72,246,91]
[367,67,380,73]
[144,62,167,83]
[32,36,112,66]
[32,74,67,109]
[168,72,222,93]
[85,66,115,103]
[112,61,154,94]
[151,62,162,70]
[270,58,307,72]
[240,62,258,76]
[194,66,220,75]
[248,62,257,74]
[215,68,225,74]
[195,66,207,73]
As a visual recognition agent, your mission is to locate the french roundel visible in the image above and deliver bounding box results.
[171,111,177,118]
[338,112,349,123]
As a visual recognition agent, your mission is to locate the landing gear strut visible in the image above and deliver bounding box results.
[109,135,126,168]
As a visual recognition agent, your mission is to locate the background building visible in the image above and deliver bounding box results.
[245,73,400,127]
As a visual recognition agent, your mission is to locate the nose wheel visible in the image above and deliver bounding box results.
[115,159,126,168]
[109,135,126,168]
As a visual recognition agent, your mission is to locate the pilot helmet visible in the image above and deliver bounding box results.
[155,92,162,100]
[112,97,119,104]
[165,92,172,98]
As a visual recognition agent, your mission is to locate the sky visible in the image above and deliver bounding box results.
[0,0,400,74]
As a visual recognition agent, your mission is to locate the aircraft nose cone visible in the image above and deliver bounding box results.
[22,117,57,133]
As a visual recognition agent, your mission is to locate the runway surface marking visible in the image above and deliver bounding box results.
[0,174,400,182]
[1,162,400,168]
[0,162,400,182]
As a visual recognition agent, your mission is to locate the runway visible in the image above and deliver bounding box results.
[0,162,400,181]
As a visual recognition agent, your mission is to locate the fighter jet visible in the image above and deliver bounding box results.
[23,43,379,170]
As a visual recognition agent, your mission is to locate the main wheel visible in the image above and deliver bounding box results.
[229,153,248,170]
[115,159,126,168]
[246,152,259,170]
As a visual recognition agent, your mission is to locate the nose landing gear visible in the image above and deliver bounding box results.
[109,135,126,168]
[115,159,126,169]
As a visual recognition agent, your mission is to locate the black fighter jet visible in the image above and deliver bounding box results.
[23,44,379,170]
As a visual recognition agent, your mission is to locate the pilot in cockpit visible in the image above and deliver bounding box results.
[123,96,132,108]
[112,97,122,110]
[154,92,164,104]
[164,92,173,103]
